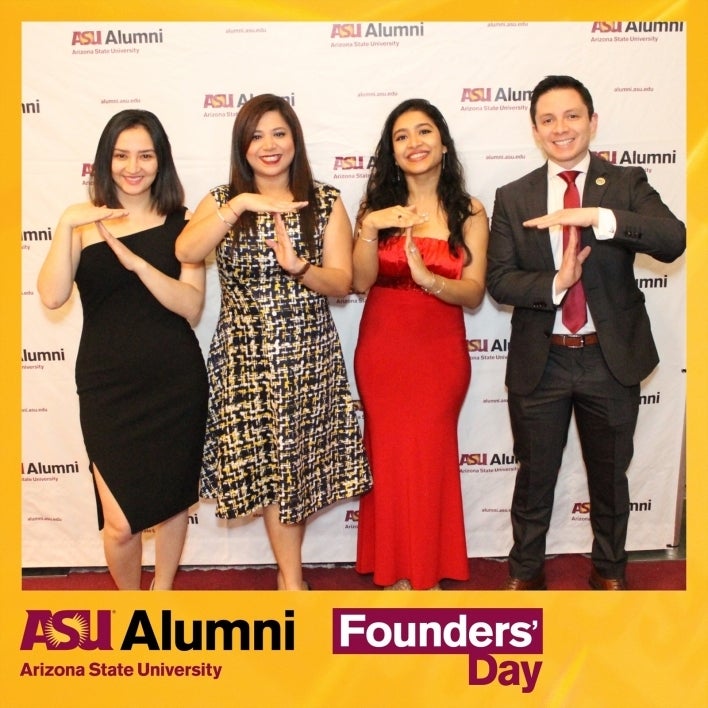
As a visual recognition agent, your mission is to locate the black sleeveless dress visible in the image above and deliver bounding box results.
[74,208,208,533]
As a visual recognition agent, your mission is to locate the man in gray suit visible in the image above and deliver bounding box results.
[487,75,685,590]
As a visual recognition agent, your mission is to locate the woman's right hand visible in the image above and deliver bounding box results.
[229,193,308,218]
[58,203,128,230]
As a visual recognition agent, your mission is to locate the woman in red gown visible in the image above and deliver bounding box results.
[353,99,489,590]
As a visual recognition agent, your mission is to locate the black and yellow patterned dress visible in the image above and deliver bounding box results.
[200,181,371,523]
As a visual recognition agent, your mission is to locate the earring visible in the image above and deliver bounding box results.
[442,153,447,171]
[395,165,401,182]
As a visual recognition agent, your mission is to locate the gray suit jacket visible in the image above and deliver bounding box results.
[487,154,686,395]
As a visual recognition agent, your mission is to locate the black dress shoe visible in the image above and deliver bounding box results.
[589,566,627,590]
[502,572,546,590]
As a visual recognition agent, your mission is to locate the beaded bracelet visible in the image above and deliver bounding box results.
[216,207,235,227]
[431,277,446,295]
[288,260,311,280]
[423,275,446,296]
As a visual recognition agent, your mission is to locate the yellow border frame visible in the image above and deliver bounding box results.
[3,2,706,705]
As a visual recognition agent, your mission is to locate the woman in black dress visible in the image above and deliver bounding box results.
[37,110,208,590]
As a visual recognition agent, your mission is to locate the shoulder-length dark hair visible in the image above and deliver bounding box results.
[89,109,184,214]
[357,98,477,263]
[228,94,317,254]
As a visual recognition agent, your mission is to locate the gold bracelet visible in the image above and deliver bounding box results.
[357,228,378,243]
[224,201,239,220]
[216,207,235,227]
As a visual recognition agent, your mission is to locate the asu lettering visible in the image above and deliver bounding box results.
[466,339,509,352]
[333,156,364,170]
[461,88,491,103]
[459,453,487,465]
[204,94,234,109]
[20,610,113,650]
[591,22,623,33]
[331,24,362,38]
[467,339,488,352]
[594,150,617,164]
[71,30,102,45]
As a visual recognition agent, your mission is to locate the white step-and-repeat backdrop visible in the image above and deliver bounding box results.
[21,21,686,567]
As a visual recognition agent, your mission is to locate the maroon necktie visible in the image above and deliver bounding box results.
[558,170,587,333]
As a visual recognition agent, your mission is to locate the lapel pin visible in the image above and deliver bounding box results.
[595,177,606,186]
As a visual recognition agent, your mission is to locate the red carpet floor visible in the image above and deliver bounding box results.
[22,554,685,591]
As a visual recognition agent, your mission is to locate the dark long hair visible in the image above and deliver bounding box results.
[89,109,184,214]
[227,94,317,255]
[357,98,476,263]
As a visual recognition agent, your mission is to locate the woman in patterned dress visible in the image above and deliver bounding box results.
[177,94,371,590]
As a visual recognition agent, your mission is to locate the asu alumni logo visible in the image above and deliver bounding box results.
[71,29,164,46]
[20,608,295,652]
[21,610,112,650]
[330,22,424,39]
[590,21,684,33]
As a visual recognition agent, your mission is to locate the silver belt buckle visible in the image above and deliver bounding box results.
[565,335,584,348]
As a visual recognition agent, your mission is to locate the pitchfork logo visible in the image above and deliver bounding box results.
[20,610,113,650]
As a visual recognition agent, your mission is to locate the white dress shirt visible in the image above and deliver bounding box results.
[548,153,616,335]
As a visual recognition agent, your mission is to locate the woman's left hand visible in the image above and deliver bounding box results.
[404,228,435,289]
[97,221,146,272]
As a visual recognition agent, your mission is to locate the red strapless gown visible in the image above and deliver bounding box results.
[354,235,471,589]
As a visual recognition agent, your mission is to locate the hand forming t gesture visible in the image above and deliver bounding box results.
[60,203,129,231]
[556,226,591,291]
[96,220,145,272]
[403,228,434,288]
[264,212,303,274]
[523,207,599,230]
[231,193,308,217]
[362,205,428,232]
